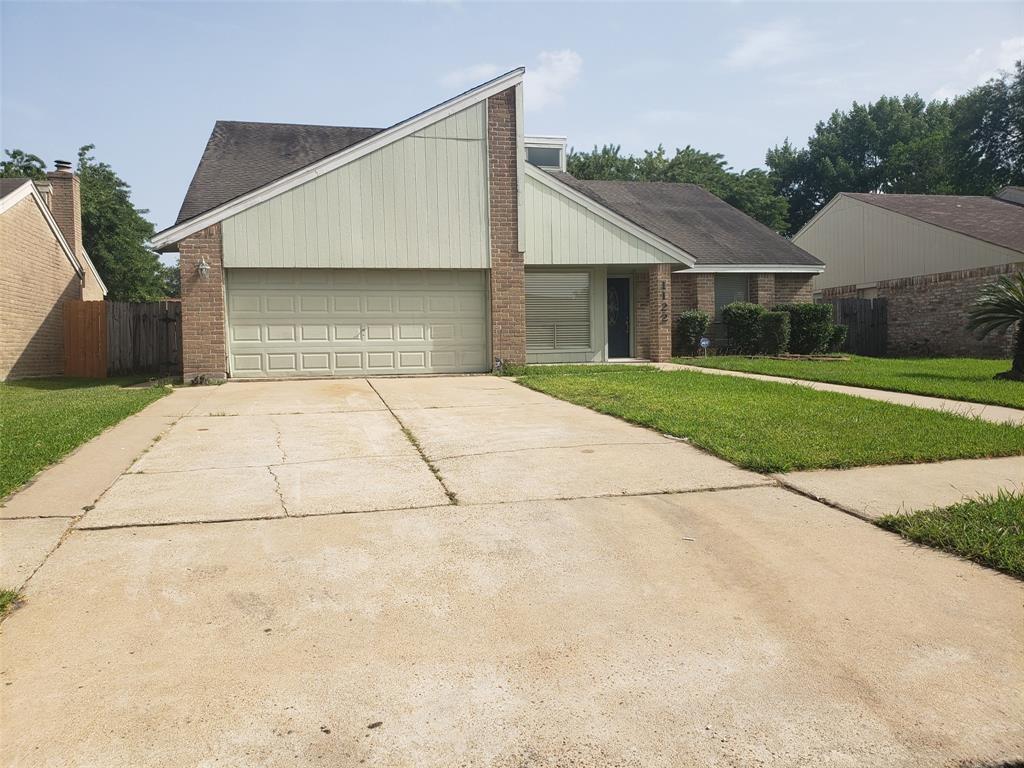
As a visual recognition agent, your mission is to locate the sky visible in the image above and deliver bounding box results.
[3,0,1022,252]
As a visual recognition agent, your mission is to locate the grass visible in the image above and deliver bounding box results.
[0,377,169,499]
[515,365,1024,473]
[680,356,1024,410]
[878,490,1024,579]
[0,589,21,615]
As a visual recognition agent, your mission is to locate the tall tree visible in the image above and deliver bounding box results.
[0,149,46,180]
[568,144,790,232]
[767,62,1022,233]
[76,144,165,301]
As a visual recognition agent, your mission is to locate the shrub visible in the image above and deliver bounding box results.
[773,303,835,354]
[674,310,710,355]
[757,311,790,354]
[830,324,848,352]
[721,302,765,354]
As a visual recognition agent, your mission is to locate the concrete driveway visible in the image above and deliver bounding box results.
[2,377,1022,767]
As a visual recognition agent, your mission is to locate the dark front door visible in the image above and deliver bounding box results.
[607,277,630,358]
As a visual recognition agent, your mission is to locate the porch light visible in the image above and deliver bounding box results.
[197,257,211,281]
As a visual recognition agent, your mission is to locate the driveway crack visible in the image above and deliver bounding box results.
[366,379,459,506]
[267,465,290,516]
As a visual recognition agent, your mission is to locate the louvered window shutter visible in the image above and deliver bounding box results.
[525,272,591,350]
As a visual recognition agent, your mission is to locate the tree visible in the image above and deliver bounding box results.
[767,62,1023,233]
[568,144,790,232]
[75,145,166,301]
[0,149,46,180]
[160,263,181,298]
[966,272,1024,380]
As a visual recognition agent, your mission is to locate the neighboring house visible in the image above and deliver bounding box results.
[0,167,107,380]
[151,69,823,379]
[794,189,1024,356]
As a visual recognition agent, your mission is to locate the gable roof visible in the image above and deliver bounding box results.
[0,177,108,295]
[545,172,823,271]
[842,193,1024,255]
[152,68,525,250]
[175,122,383,225]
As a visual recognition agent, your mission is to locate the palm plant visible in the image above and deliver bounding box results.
[966,272,1024,380]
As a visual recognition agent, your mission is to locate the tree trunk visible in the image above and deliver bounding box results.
[996,322,1024,380]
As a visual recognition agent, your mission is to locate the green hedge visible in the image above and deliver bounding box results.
[674,310,710,356]
[757,311,791,354]
[830,324,849,352]
[721,302,765,354]
[773,303,835,354]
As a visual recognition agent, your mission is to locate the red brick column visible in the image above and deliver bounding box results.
[750,273,776,308]
[695,273,715,317]
[487,87,525,368]
[647,264,672,362]
[179,223,227,381]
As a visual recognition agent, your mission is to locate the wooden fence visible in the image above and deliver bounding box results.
[822,297,888,357]
[64,300,182,378]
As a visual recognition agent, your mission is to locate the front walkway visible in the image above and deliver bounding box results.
[657,361,1024,426]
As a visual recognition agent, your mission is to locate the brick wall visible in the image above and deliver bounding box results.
[179,223,227,379]
[671,272,715,316]
[0,196,83,379]
[48,170,84,263]
[749,273,775,307]
[80,265,105,301]
[487,87,525,368]
[775,274,815,304]
[821,263,1022,357]
[635,276,651,358]
[646,264,672,362]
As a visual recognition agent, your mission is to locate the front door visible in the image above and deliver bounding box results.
[607,277,630,358]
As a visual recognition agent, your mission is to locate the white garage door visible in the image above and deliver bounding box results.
[225,269,489,377]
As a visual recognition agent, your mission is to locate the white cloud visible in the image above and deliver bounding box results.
[725,21,805,70]
[524,50,583,111]
[931,37,1023,100]
[441,50,582,112]
[440,63,503,91]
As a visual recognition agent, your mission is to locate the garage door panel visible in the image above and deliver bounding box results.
[227,269,488,377]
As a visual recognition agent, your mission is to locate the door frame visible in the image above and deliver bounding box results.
[605,273,634,360]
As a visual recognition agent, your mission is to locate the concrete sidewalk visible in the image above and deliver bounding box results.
[777,455,1024,520]
[656,362,1024,426]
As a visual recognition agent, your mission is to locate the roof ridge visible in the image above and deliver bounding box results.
[214,119,383,131]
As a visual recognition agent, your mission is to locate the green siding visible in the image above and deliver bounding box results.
[524,174,677,265]
[222,103,489,269]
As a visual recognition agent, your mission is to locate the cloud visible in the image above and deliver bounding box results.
[524,50,583,111]
[725,21,805,70]
[931,36,1023,99]
[440,63,504,91]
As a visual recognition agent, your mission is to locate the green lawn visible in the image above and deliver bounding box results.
[680,356,1024,409]
[515,366,1024,473]
[0,378,169,499]
[878,491,1024,579]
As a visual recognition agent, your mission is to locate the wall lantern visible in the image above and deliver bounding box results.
[197,257,211,281]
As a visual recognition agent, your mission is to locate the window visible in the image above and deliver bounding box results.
[714,273,749,318]
[526,146,563,170]
[526,272,591,350]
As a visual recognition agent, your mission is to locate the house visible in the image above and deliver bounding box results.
[150,69,823,379]
[0,167,107,380]
[794,190,1024,356]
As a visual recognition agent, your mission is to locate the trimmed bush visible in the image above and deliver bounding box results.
[773,303,835,354]
[830,324,848,352]
[722,302,765,354]
[674,310,710,355]
[757,311,791,355]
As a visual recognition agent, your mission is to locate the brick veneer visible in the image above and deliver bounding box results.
[179,223,227,380]
[646,264,673,361]
[775,273,815,304]
[821,263,1022,357]
[749,273,775,307]
[0,196,82,379]
[48,170,84,264]
[486,87,525,368]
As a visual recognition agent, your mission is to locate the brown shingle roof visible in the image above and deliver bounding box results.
[175,121,383,225]
[844,193,1024,255]
[0,177,32,201]
[546,172,822,268]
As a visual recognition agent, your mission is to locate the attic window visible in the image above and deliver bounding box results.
[526,146,563,170]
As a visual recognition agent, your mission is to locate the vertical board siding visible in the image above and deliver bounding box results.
[222,103,488,269]
[524,174,674,265]
[798,195,1023,291]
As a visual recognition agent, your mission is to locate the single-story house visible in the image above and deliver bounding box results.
[0,168,107,380]
[151,68,823,379]
[794,189,1024,356]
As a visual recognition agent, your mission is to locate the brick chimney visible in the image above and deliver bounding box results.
[47,160,83,260]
